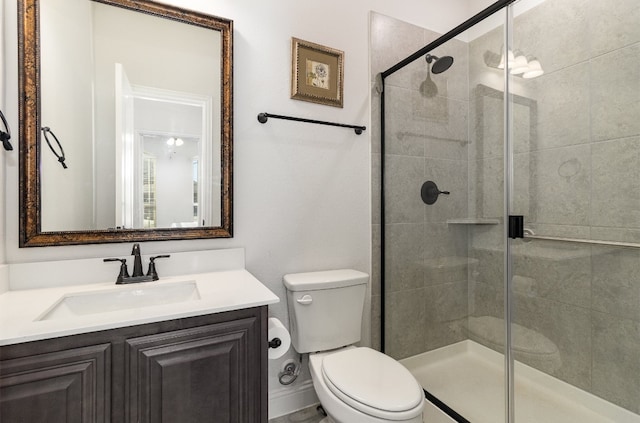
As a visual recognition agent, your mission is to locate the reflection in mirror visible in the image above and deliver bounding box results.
[19,0,233,246]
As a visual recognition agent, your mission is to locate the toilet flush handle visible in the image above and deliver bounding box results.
[296,295,313,305]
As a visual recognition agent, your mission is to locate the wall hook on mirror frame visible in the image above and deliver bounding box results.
[257,112,366,135]
[0,109,13,151]
[41,127,68,169]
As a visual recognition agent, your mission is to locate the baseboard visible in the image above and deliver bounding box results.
[268,380,319,420]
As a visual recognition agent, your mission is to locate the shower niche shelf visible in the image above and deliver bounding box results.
[447,218,499,225]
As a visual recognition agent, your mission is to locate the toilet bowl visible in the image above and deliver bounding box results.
[309,347,424,423]
[283,270,425,423]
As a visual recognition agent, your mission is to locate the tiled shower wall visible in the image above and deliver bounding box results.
[467,0,639,414]
[371,0,639,415]
[370,12,471,358]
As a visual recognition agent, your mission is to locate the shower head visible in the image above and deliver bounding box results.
[425,54,454,74]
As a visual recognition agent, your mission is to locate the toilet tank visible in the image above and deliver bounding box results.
[284,269,369,353]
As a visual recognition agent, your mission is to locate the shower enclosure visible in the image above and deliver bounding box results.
[372,0,639,422]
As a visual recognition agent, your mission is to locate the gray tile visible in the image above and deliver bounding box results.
[385,85,426,157]
[426,37,470,103]
[530,145,591,226]
[591,226,640,244]
[424,315,467,353]
[371,294,382,352]
[385,288,427,360]
[586,0,640,57]
[590,44,640,142]
[513,0,590,74]
[423,99,470,161]
[425,281,469,323]
[513,152,532,218]
[530,62,590,150]
[469,281,504,329]
[512,243,592,309]
[590,136,640,229]
[424,158,469,223]
[372,154,381,225]
[473,156,504,219]
[423,222,468,263]
[592,248,640,321]
[424,255,470,286]
[513,296,592,391]
[513,98,535,155]
[471,89,503,160]
[468,23,504,97]
[385,155,424,224]
[385,223,425,293]
[469,246,504,293]
[370,13,429,78]
[371,85,381,155]
[371,224,381,296]
[592,312,640,414]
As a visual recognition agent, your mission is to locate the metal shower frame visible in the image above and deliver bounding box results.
[378,1,516,421]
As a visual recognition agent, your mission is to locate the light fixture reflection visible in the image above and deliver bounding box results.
[523,59,544,79]
[510,52,529,74]
[498,49,515,69]
[166,137,184,147]
[492,48,544,79]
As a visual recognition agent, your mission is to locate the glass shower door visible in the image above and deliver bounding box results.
[509,0,640,421]
[376,7,510,422]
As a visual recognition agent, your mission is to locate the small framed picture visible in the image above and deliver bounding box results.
[291,37,344,108]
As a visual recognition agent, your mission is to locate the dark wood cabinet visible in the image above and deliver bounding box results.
[0,344,111,423]
[0,306,268,423]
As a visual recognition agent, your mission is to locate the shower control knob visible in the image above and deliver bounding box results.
[421,180,449,205]
[296,295,313,305]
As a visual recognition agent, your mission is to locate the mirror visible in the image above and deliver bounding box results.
[18,0,233,246]
[473,84,537,219]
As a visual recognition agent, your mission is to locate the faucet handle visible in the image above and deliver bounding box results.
[146,255,170,281]
[104,258,130,284]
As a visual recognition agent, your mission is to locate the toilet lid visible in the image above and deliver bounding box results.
[321,347,423,418]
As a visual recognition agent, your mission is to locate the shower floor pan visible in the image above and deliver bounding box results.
[401,340,639,423]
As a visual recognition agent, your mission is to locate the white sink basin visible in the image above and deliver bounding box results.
[37,281,200,321]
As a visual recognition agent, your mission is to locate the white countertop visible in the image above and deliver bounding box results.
[0,269,279,346]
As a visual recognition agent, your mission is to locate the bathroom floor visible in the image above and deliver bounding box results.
[269,405,324,423]
[270,404,440,423]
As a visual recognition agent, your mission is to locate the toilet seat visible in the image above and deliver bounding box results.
[320,347,424,421]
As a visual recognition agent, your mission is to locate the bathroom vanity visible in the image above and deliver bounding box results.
[0,307,266,422]
[0,249,279,422]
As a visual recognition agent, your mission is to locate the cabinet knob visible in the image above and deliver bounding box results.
[296,295,313,305]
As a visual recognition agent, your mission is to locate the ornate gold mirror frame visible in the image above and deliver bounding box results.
[18,0,233,246]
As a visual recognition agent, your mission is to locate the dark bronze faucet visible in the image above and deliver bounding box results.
[104,244,170,284]
[131,243,144,277]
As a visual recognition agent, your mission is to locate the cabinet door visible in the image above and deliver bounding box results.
[0,343,111,423]
[125,316,260,423]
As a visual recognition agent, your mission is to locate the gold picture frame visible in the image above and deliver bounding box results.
[291,37,344,108]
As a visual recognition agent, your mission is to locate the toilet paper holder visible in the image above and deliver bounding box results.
[268,338,282,349]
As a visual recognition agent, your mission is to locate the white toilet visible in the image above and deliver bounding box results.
[284,269,424,423]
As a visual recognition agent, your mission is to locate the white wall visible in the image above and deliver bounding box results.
[40,0,95,231]
[3,0,472,413]
[92,5,220,228]
[144,136,199,227]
